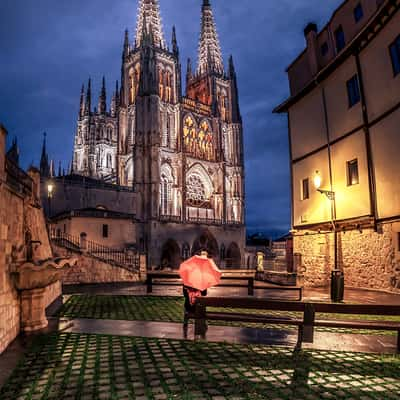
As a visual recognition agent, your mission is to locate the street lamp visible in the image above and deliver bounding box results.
[47,181,54,217]
[313,171,343,302]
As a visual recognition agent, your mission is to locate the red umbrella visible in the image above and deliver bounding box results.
[179,254,222,291]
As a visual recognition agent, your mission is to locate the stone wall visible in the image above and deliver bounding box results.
[0,127,22,354]
[44,281,62,308]
[294,222,400,293]
[53,244,142,285]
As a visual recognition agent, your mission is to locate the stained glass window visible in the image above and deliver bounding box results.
[183,116,214,161]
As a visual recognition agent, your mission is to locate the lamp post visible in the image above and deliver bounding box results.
[47,181,54,217]
[314,171,344,302]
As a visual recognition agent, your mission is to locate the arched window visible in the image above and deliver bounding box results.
[129,68,135,104]
[160,165,173,215]
[165,70,172,102]
[106,154,112,169]
[159,68,164,100]
[183,116,214,161]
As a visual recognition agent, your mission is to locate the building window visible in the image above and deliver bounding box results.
[321,42,329,57]
[302,178,310,200]
[102,224,109,238]
[347,159,359,186]
[347,75,361,107]
[354,3,363,23]
[389,35,400,77]
[186,173,210,208]
[335,26,345,52]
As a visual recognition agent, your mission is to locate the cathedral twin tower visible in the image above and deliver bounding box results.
[72,0,245,267]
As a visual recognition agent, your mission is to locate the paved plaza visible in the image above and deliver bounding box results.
[1,332,399,400]
[0,285,399,399]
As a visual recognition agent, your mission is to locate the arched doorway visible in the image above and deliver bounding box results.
[226,242,241,269]
[160,239,181,270]
[192,231,219,259]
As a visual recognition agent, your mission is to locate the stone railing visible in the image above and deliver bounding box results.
[49,230,140,273]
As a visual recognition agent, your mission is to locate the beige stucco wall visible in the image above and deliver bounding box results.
[294,222,400,293]
[289,87,326,160]
[370,107,400,219]
[360,11,400,121]
[293,149,331,226]
[330,130,371,220]
[53,217,136,248]
[324,57,363,141]
[293,130,371,227]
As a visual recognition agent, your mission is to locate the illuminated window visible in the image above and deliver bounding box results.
[354,3,363,23]
[159,68,164,100]
[389,35,400,77]
[160,173,172,215]
[302,178,309,200]
[335,26,345,52]
[347,159,359,186]
[102,224,109,238]
[186,173,208,207]
[183,116,214,161]
[347,75,360,107]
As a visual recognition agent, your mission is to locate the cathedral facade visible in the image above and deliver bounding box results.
[70,0,246,269]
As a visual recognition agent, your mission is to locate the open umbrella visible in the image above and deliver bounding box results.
[179,254,222,291]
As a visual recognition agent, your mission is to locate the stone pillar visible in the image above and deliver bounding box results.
[20,288,48,332]
[256,252,264,272]
[80,232,87,252]
[0,124,6,181]
[139,254,147,281]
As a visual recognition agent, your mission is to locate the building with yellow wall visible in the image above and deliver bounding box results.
[275,0,400,292]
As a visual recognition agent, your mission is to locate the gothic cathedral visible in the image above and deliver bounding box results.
[71,0,245,269]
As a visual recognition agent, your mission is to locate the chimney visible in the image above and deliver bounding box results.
[0,124,7,180]
[304,22,319,76]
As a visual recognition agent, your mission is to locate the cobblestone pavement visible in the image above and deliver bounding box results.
[58,295,400,336]
[0,333,399,400]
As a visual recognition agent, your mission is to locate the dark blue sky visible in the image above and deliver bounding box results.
[0,0,342,238]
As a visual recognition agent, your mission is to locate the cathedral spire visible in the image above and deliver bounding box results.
[197,0,224,75]
[40,132,50,178]
[79,84,85,119]
[186,57,193,84]
[84,78,91,115]
[123,29,130,58]
[171,25,179,56]
[98,76,107,115]
[135,0,166,49]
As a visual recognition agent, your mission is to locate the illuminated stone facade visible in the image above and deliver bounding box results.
[66,0,245,269]
[275,0,400,292]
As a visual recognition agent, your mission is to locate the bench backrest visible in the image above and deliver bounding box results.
[196,297,305,312]
[196,297,400,316]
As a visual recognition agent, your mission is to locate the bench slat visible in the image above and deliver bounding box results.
[315,319,400,330]
[205,312,303,326]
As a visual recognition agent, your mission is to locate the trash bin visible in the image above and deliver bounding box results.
[331,269,344,302]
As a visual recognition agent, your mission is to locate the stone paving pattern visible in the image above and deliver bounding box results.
[58,295,400,335]
[0,332,399,400]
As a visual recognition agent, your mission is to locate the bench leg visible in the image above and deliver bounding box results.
[295,326,303,351]
[146,277,152,294]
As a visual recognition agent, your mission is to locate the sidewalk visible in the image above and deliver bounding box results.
[63,281,400,304]
[53,316,398,354]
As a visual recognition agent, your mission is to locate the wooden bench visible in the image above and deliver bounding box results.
[146,272,302,299]
[146,272,255,295]
[193,297,400,352]
[192,297,315,349]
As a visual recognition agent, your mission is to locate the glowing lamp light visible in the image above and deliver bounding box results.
[314,171,322,190]
[47,183,54,198]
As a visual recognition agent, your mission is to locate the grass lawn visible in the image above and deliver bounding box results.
[0,332,399,400]
[58,295,400,335]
